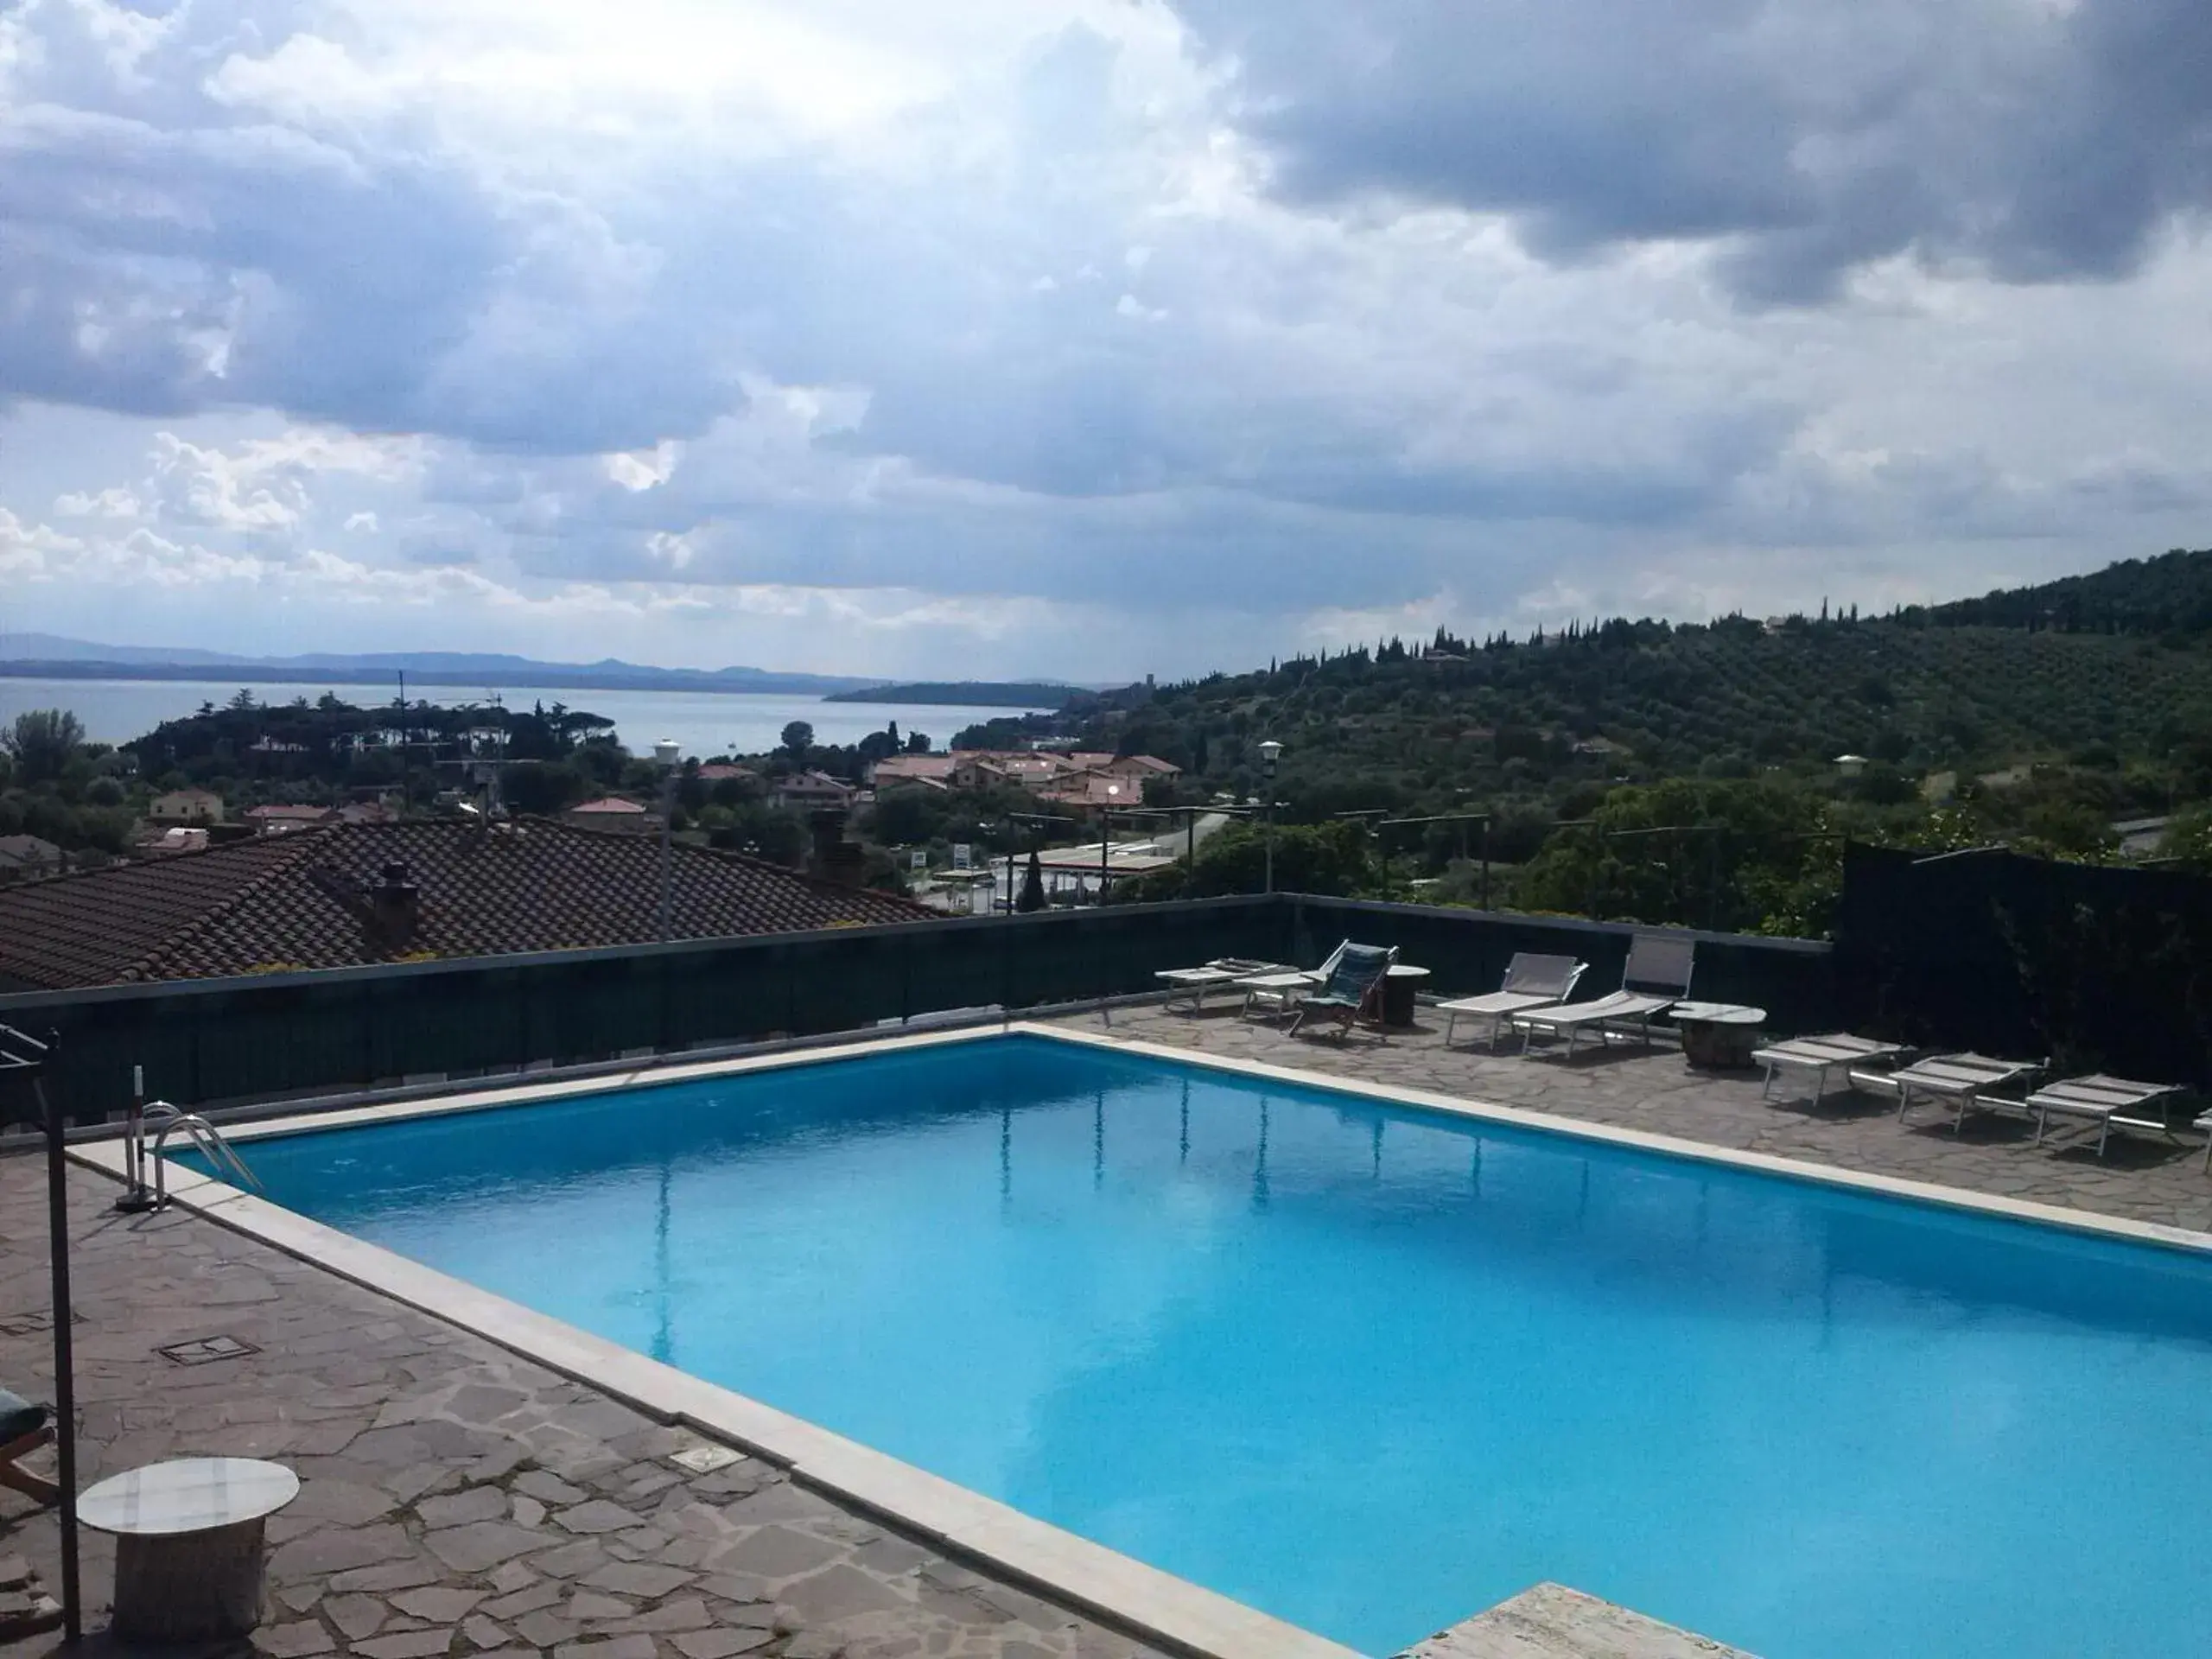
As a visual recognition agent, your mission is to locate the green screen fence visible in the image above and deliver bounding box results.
[1,895,1836,1131]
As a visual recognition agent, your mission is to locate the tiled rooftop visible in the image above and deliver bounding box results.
[0,818,936,992]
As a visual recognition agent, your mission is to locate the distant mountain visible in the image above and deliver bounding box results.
[0,637,886,696]
[823,680,1082,708]
[0,632,256,667]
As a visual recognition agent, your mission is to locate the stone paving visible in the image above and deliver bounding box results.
[0,1160,1167,1659]
[1064,1001,2212,1234]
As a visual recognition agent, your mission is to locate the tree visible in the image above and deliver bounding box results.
[2,709,85,786]
[779,721,815,760]
[906,730,931,754]
[1017,849,1047,912]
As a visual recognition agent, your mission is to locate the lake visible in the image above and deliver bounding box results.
[0,677,1042,760]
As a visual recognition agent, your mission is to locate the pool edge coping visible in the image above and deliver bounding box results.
[1020,1020,2212,1259]
[67,1024,1362,1659]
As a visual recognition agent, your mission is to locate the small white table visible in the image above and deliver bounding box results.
[79,1457,300,1641]
[1154,965,1242,1012]
[1666,1001,1767,1069]
[1236,970,1319,1021]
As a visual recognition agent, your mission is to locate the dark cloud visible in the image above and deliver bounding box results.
[1173,0,2212,301]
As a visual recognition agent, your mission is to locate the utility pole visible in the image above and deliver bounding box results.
[654,739,679,941]
[1259,740,1283,894]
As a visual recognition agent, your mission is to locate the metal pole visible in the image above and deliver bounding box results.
[1481,817,1491,911]
[1263,796,1274,895]
[1099,809,1110,907]
[36,1055,82,1643]
[658,771,674,942]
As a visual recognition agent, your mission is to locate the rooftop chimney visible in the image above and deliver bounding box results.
[367,860,419,949]
[808,811,866,887]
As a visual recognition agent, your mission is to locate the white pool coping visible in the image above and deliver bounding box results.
[70,1018,2212,1659]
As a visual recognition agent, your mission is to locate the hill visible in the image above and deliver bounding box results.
[823,681,1079,708]
[1059,550,2212,825]
[0,638,880,696]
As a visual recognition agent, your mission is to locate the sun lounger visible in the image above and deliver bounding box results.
[1510,932,1694,1058]
[0,1386,56,1505]
[1883,1052,2043,1130]
[1287,943,1396,1040]
[2025,1074,2182,1158]
[1157,958,1294,1013]
[1753,1033,1907,1101]
[1437,954,1587,1050]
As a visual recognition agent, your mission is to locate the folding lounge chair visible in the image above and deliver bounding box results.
[0,1387,57,1505]
[1752,1033,1906,1102]
[2026,1074,2182,1158]
[1437,954,1586,1051]
[1883,1052,2043,1131]
[1287,944,1396,1040]
[1510,932,1694,1058]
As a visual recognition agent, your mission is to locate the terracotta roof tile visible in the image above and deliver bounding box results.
[0,817,935,991]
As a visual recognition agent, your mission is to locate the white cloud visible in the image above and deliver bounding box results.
[0,0,2209,680]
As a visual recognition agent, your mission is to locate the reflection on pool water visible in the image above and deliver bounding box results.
[201,1034,2212,1658]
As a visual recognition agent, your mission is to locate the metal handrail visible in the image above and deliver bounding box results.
[143,1101,263,1204]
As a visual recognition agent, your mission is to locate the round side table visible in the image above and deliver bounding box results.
[1668,1002,1768,1070]
[79,1457,300,1641]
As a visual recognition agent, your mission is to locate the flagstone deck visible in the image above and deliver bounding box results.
[0,1160,1171,1659]
[1055,1002,2212,1234]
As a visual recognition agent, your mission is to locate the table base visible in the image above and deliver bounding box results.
[112,1516,268,1642]
[1681,1021,1761,1070]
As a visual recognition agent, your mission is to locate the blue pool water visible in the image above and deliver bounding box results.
[203,1035,2212,1657]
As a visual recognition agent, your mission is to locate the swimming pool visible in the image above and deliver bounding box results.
[186,1032,2212,1656]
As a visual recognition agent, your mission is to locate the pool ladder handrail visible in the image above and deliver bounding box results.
[141,1100,264,1205]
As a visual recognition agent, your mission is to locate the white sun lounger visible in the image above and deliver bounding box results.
[1436,954,1587,1050]
[2026,1074,2182,1158]
[1510,933,1694,1058]
[1879,1052,2043,1131]
[1753,1033,1906,1101]
[1156,958,1294,1013]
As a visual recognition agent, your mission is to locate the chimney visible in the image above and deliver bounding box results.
[367,860,419,948]
[808,811,865,887]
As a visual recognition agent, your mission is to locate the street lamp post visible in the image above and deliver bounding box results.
[654,738,680,941]
[1258,740,1283,894]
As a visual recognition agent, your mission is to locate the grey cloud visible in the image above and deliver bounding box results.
[1173,0,2212,301]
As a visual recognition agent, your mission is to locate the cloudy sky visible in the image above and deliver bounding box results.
[3,0,2209,680]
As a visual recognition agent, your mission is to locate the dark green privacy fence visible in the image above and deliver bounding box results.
[1834,843,2212,1086]
[1,896,1834,1130]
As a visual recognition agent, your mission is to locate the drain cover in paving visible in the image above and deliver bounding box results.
[668,1441,744,1474]
[157,1334,260,1366]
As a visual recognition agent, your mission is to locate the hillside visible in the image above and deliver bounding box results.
[1062,550,2212,821]
[823,681,1077,708]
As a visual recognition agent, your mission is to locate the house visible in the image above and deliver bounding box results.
[1036,772,1152,816]
[245,804,337,836]
[695,763,756,784]
[137,826,210,857]
[0,835,64,882]
[771,772,858,812]
[869,751,1181,797]
[149,788,226,824]
[0,817,938,992]
[867,754,958,788]
[563,796,654,833]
